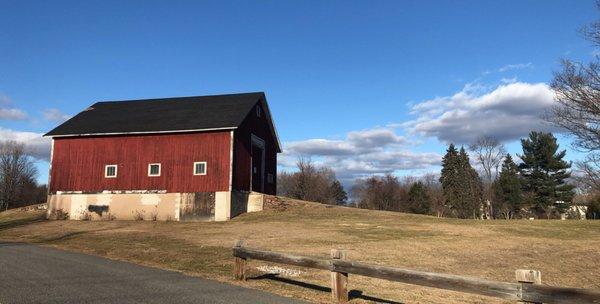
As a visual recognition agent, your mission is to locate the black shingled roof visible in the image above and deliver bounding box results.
[44,92,281,152]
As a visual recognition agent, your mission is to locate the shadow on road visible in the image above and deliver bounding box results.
[249,273,404,304]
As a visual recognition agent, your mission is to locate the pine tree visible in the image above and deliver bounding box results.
[407,181,431,214]
[440,144,460,215]
[329,180,348,205]
[518,131,575,217]
[458,147,484,219]
[492,154,522,219]
[440,144,482,218]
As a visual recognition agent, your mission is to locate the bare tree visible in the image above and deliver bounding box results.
[546,4,600,196]
[468,136,506,183]
[549,59,600,152]
[0,141,38,210]
[277,157,347,205]
[548,2,600,151]
[573,154,600,195]
[468,136,506,219]
[351,174,405,211]
[422,173,446,217]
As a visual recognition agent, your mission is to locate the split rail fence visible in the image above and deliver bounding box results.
[232,240,600,304]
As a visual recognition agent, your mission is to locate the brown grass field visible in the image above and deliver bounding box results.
[1,199,599,304]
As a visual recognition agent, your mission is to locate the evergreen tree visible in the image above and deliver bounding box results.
[406,181,431,214]
[492,154,522,219]
[440,144,460,215]
[440,144,482,218]
[518,131,575,217]
[458,147,484,219]
[329,180,348,205]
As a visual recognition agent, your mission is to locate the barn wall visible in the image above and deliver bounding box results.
[232,102,278,195]
[49,131,231,193]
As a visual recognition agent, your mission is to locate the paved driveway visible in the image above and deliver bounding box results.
[0,243,305,304]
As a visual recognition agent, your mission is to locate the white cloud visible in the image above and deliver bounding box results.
[405,82,559,144]
[0,93,28,120]
[498,62,533,72]
[43,108,71,123]
[0,108,28,120]
[280,127,440,182]
[500,77,518,84]
[0,94,11,105]
[285,128,405,156]
[0,128,50,161]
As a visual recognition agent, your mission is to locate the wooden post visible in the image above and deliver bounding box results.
[516,269,542,303]
[234,240,247,280]
[331,249,348,303]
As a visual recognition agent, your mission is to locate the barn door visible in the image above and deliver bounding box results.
[251,135,265,193]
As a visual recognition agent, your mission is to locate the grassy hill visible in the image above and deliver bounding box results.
[1,199,599,303]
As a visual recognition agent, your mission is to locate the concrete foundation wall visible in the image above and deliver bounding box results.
[247,193,264,212]
[48,193,181,221]
[214,191,231,221]
[48,190,265,221]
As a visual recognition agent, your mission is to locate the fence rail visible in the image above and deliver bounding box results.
[232,240,600,304]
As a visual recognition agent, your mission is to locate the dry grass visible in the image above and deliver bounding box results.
[1,200,599,304]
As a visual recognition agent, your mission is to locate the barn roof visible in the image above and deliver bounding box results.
[44,92,281,152]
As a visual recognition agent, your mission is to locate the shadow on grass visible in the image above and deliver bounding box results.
[0,213,47,231]
[35,226,129,244]
[36,230,92,243]
[249,273,404,304]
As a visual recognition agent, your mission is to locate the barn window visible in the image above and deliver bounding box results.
[267,173,274,183]
[194,162,207,175]
[105,165,117,178]
[256,105,261,117]
[148,163,161,177]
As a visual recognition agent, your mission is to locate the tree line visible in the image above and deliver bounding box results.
[278,131,580,220]
[441,132,574,219]
[0,140,47,210]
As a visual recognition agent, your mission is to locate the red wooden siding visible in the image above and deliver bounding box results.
[50,131,231,193]
[232,102,278,195]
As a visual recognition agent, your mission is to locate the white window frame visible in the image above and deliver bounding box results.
[193,161,207,175]
[148,163,161,177]
[105,165,118,178]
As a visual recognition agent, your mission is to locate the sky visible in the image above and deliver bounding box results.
[1,0,599,188]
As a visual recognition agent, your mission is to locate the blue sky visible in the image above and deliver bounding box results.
[1,0,598,186]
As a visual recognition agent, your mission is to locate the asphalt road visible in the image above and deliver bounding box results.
[0,243,306,304]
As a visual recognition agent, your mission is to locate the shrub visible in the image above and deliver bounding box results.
[587,199,600,220]
[102,212,116,221]
[48,209,69,220]
[79,211,92,221]
[133,210,145,221]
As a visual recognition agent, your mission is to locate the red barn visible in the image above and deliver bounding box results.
[44,92,281,221]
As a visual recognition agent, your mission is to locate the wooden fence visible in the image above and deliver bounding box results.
[232,240,600,304]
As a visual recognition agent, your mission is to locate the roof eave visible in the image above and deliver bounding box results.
[44,126,238,138]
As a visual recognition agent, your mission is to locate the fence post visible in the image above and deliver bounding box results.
[331,249,348,303]
[233,240,246,280]
[515,269,541,303]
